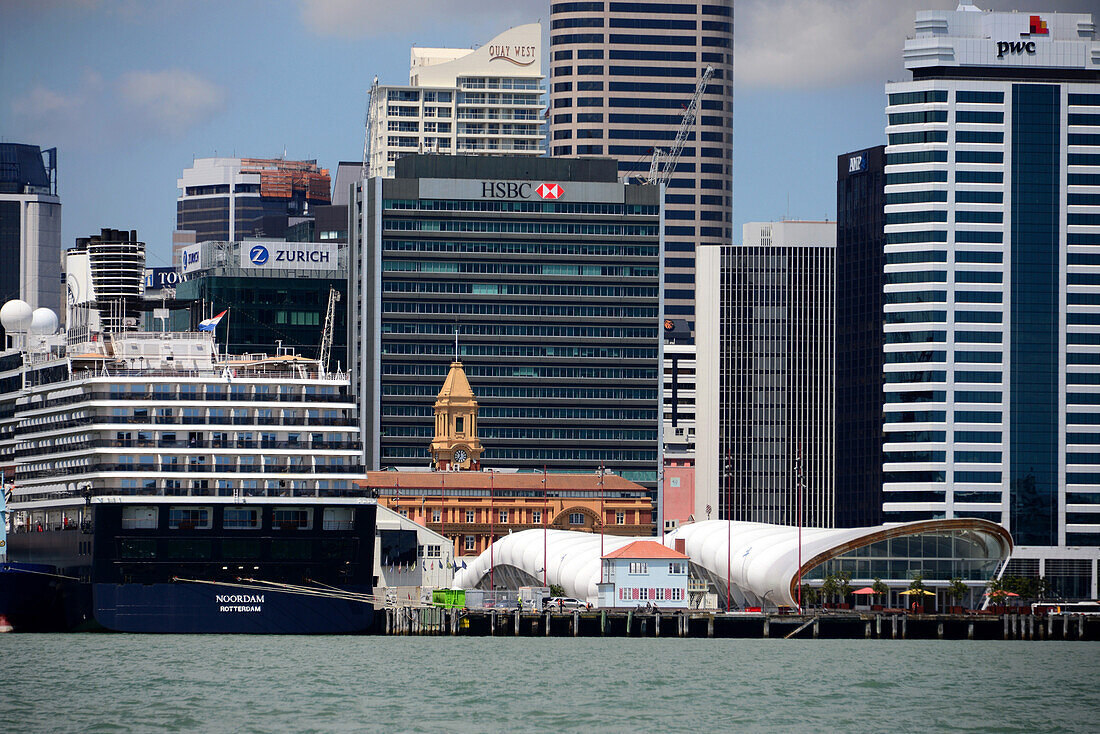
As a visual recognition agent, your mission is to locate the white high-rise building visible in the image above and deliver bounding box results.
[883,6,1100,597]
[697,221,837,528]
[365,23,545,178]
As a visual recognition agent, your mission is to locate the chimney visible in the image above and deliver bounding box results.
[674,538,686,554]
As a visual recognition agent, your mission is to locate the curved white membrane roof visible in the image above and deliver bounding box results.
[453,519,1012,608]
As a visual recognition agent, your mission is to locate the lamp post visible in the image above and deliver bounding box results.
[542,465,548,587]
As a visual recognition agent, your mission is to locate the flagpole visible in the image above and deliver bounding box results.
[441,473,447,563]
[489,470,495,591]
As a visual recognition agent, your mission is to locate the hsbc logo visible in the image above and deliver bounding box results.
[536,183,564,199]
[479,181,566,200]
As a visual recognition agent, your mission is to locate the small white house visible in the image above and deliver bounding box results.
[597,540,690,608]
[374,505,455,604]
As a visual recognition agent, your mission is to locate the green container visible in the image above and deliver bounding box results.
[432,589,467,609]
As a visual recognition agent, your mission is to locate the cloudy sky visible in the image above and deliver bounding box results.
[1,0,1095,264]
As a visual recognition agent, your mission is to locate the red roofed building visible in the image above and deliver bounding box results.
[597,540,689,608]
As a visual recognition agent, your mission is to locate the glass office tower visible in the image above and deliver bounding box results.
[350,155,662,490]
[883,7,1100,597]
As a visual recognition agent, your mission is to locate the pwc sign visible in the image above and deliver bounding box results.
[996,15,1048,58]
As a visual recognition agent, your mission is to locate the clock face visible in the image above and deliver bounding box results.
[453,449,468,464]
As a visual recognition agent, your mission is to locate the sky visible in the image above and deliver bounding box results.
[1,0,1096,266]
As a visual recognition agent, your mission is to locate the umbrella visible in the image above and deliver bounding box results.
[899,589,935,596]
[983,591,1020,597]
[851,587,877,595]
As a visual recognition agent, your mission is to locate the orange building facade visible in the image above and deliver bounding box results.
[364,471,655,557]
[359,359,654,556]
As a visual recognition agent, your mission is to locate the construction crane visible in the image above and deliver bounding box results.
[360,76,380,179]
[644,65,715,186]
[319,286,341,374]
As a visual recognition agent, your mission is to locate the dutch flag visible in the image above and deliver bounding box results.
[199,310,227,331]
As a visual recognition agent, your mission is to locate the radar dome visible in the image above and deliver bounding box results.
[29,308,59,335]
[0,300,33,331]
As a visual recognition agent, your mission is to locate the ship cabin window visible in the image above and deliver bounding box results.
[223,507,261,529]
[323,507,355,530]
[168,506,212,530]
[121,505,158,529]
[272,507,312,530]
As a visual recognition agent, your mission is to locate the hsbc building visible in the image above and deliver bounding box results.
[350,155,663,498]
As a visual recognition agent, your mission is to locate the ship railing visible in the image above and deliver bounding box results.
[10,486,375,503]
[14,390,355,412]
[16,463,366,479]
[17,439,362,456]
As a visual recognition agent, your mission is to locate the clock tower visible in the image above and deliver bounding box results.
[430,360,484,471]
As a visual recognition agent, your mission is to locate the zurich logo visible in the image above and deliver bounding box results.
[249,245,270,265]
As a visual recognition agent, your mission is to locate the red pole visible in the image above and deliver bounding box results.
[489,470,495,591]
[726,454,731,613]
[543,465,548,587]
[441,473,447,561]
[797,442,803,613]
[599,464,605,584]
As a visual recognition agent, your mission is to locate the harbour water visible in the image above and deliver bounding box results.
[4,635,1099,733]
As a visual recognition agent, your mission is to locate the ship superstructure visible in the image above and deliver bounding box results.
[0,303,376,633]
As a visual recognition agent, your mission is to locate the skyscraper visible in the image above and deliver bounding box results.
[836,146,887,528]
[175,157,331,243]
[349,155,661,490]
[365,24,545,179]
[883,7,1100,597]
[697,221,837,527]
[548,0,734,326]
[0,143,61,345]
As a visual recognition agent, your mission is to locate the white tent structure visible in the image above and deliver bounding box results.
[453,519,1012,609]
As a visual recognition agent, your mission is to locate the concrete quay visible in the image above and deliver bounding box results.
[383,607,1100,641]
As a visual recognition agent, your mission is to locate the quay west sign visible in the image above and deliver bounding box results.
[487,43,536,66]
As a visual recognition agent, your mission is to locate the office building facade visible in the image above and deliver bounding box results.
[350,155,661,489]
[174,240,348,368]
[548,0,734,324]
[176,157,331,242]
[0,144,61,344]
[836,146,887,528]
[883,7,1100,597]
[697,222,837,527]
[365,24,544,179]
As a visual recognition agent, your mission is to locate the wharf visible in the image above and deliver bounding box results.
[383,607,1100,641]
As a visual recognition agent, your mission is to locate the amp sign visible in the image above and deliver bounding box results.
[849,154,869,175]
[240,242,338,271]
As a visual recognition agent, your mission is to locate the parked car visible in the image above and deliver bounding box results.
[546,597,585,610]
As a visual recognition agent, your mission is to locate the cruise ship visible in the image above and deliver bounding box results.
[0,300,377,633]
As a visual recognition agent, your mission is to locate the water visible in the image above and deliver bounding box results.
[3,635,1098,733]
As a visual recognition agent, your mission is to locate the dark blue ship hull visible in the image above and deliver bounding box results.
[0,562,94,632]
[94,582,375,634]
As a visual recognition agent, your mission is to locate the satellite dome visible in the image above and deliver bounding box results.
[29,308,59,335]
[0,300,33,331]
